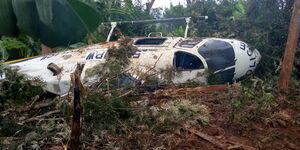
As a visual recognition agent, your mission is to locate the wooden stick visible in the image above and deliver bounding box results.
[279,0,300,91]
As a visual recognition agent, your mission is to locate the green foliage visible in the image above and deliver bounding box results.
[163,0,296,78]
[0,0,102,47]
[0,65,45,110]
[227,79,277,121]
[83,93,118,131]
[0,36,30,61]
[231,0,246,21]
[0,35,41,61]
[85,0,156,38]
[0,119,21,137]
[206,69,221,85]
[173,26,185,37]
[83,39,136,137]
[83,92,132,134]
[86,38,137,89]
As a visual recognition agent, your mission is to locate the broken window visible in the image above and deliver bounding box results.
[174,51,204,70]
[134,38,167,45]
[178,40,202,48]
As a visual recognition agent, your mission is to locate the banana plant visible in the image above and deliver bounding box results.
[0,0,102,48]
[0,37,30,61]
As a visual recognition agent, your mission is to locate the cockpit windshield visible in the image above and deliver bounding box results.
[198,40,235,70]
[198,40,235,82]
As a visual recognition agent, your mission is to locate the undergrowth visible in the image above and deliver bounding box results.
[0,65,45,111]
[149,99,211,127]
[83,92,132,133]
[80,39,214,148]
[227,78,278,122]
[85,38,137,90]
[82,39,137,142]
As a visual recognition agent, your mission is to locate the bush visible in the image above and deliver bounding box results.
[227,78,277,121]
[0,65,45,110]
[83,92,132,133]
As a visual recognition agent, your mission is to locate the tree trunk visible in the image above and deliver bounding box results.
[145,0,155,13]
[279,0,300,92]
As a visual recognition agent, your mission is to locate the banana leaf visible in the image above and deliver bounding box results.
[0,0,19,36]
[12,0,102,47]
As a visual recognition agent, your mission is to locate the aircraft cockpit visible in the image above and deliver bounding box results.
[198,39,236,82]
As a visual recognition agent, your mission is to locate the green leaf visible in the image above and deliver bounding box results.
[12,0,102,47]
[0,37,30,61]
[0,0,19,36]
[0,41,10,61]
[231,0,246,21]
[35,0,54,27]
[67,0,103,33]
[12,0,41,40]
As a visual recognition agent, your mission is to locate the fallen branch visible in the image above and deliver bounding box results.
[181,124,229,149]
[19,110,60,124]
[181,124,257,150]
[153,84,227,97]
[133,85,228,101]
[17,99,57,112]
[0,97,57,117]
[29,95,40,108]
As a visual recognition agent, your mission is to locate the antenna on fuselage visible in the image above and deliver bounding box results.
[102,16,208,42]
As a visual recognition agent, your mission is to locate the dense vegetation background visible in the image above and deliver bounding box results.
[1,0,300,149]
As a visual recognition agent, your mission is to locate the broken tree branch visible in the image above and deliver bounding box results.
[69,63,85,150]
[16,95,39,112]
[17,99,57,112]
[19,110,60,124]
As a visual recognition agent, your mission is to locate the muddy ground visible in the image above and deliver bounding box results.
[117,83,300,150]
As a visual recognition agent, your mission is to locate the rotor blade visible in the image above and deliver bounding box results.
[102,16,208,25]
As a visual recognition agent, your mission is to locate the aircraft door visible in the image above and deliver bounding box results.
[172,51,206,83]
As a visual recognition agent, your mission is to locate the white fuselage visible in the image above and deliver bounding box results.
[2,37,261,95]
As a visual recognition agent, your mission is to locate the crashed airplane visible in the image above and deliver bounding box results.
[1,16,261,95]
